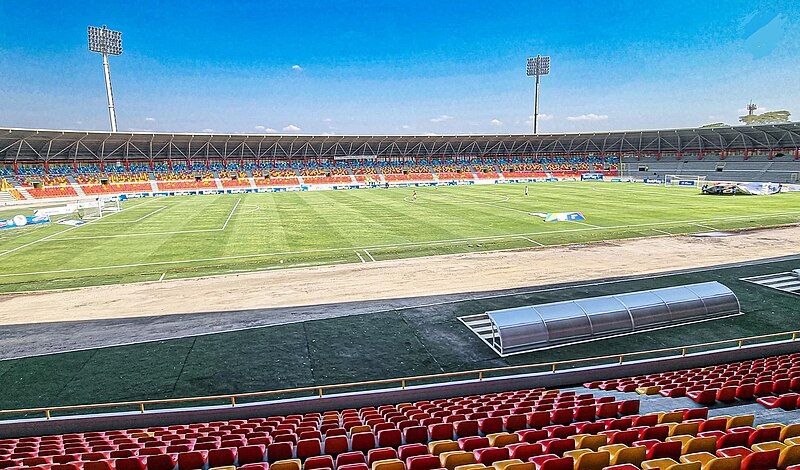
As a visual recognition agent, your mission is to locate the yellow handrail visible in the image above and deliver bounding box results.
[0,329,797,420]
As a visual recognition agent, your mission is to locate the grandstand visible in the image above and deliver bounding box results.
[0,123,798,200]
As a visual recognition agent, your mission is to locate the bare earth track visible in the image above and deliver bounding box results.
[2,225,799,327]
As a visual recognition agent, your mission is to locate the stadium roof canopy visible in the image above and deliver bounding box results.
[0,123,798,163]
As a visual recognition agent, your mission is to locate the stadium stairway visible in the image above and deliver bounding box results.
[67,176,86,197]
[0,191,17,204]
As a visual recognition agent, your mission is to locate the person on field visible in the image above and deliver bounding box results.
[412,189,417,201]
[524,185,529,197]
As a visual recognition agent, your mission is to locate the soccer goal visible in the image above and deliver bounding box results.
[664,174,706,187]
[80,197,121,220]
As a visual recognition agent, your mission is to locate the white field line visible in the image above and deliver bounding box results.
[520,236,544,246]
[0,199,158,259]
[158,272,166,282]
[93,206,169,225]
[1,212,800,279]
[221,198,242,230]
[652,228,673,235]
[354,251,366,263]
[691,222,718,231]
[571,220,601,228]
[43,199,243,241]
[363,249,376,262]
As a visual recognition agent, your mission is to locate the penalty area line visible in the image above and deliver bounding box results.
[363,249,376,262]
[355,251,366,263]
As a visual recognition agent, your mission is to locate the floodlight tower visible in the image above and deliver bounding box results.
[747,102,758,116]
[88,25,123,132]
[526,55,550,134]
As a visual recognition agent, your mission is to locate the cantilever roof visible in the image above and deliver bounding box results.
[0,122,798,162]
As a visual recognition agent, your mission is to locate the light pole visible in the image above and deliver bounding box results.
[526,55,550,134]
[88,25,123,132]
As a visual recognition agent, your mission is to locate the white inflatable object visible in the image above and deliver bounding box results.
[12,215,27,227]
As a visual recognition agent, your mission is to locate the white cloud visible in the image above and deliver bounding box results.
[424,132,439,136]
[489,118,503,126]
[144,117,156,123]
[322,132,336,136]
[566,113,608,121]
[401,125,411,129]
[255,125,277,133]
[429,114,454,123]
[202,128,214,133]
[283,124,301,132]
[291,65,303,71]
[323,118,332,123]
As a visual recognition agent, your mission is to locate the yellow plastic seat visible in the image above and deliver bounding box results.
[781,424,800,441]
[491,460,524,470]
[373,459,406,470]
[569,450,610,470]
[455,465,489,470]
[599,444,646,466]
[726,414,754,429]
[643,458,701,470]
[669,422,700,437]
[440,451,477,470]
[487,433,521,447]
[658,411,684,424]
[636,386,661,395]
[751,442,800,469]
[350,425,372,434]
[271,460,302,470]
[667,435,717,455]
[498,464,534,470]
[573,434,607,451]
[788,437,800,446]
[680,452,742,470]
[429,440,460,456]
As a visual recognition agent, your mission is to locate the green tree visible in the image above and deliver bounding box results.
[739,110,791,125]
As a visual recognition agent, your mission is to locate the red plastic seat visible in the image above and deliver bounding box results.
[478,418,503,435]
[146,454,177,470]
[398,444,428,462]
[757,393,799,410]
[428,423,453,442]
[687,389,717,406]
[239,445,267,465]
[529,454,574,470]
[351,433,375,453]
[517,430,548,444]
[508,443,543,461]
[402,427,428,445]
[367,448,398,467]
[473,447,509,465]
[375,430,401,449]
[208,448,237,468]
[83,461,115,470]
[323,436,349,457]
[503,415,527,432]
[305,455,335,470]
[458,437,489,452]
[335,451,366,468]
[115,457,146,470]
[177,451,207,470]
[338,465,368,470]
[268,442,295,463]
[296,439,321,460]
[717,447,780,470]
[406,454,441,470]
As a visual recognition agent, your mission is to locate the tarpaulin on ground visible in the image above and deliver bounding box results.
[0,214,50,230]
[544,212,586,222]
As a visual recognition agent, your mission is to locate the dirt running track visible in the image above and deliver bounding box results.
[1,226,799,327]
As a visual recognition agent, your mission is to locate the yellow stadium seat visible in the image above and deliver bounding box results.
[680,452,742,470]
[570,450,610,470]
[429,440,460,456]
[726,414,754,429]
[499,464,534,470]
[658,411,685,424]
[788,437,800,446]
[751,442,800,470]
[350,425,372,434]
[271,460,302,470]
[487,433,521,447]
[668,422,700,437]
[643,458,701,470]
[574,434,607,451]
[781,424,800,441]
[440,451,477,470]
[373,459,406,470]
[636,386,662,395]
[455,465,489,470]
[599,444,646,467]
[491,460,524,470]
[667,435,717,455]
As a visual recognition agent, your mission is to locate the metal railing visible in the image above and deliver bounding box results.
[1,330,797,421]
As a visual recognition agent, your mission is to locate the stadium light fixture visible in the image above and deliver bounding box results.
[88,25,123,132]
[526,55,550,134]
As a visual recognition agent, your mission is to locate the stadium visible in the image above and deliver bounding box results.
[2,4,800,470]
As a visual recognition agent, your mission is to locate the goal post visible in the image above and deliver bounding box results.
[80,197,121,220]
[664,174,706,188]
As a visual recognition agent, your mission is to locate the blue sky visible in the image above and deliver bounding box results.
[1,1,798,135]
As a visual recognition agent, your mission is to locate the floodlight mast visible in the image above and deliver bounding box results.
[526,55,550,134]
[88,25,123,132]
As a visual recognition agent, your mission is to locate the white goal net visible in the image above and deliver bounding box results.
[664,174,706,187]
[80,197,121,220]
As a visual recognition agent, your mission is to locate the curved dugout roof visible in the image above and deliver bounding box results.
[487,281,740,355]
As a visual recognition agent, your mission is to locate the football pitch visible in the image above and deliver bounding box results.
[1,181,800,293]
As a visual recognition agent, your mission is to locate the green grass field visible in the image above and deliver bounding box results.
[1,182,800,292]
